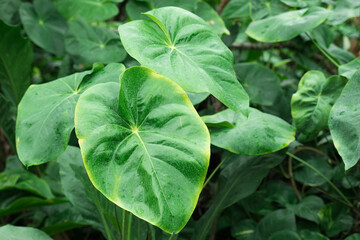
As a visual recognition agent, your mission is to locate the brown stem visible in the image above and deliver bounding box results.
[288,146,327,201]
[217,0,230,15]
[114,204,122,237]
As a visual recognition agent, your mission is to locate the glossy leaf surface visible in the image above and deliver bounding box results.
[16,63,125,166]
[20,0,67,56]
[0,21,32,105]
[246,7,330,42]
[119,7,249,113]
[54,0,121,22]
[202,108,295,155]
[291,71,346,142]
[329,71,360,170]
[0,225,52,240]
[65,19,127,64]
[75,67,210,233]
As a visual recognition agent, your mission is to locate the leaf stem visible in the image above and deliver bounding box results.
[305,32,340,68]
[168,233,177,240]
[114,204,122,237]
[127,211,133,240]
[202,153,231,190]
[286,152,351,205]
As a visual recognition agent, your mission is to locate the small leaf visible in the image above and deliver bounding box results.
[194,1,229,36]
[54,0,120,22]
[339,57,360,79]
[0,0,21,25]
[19,0,67,56]
[280,0,321,8]
[291,71,346,142]
[329,71,360,170]
[286,195,324,223]
[75,66,210,233]
[0,225,52,240]
[202,108,295,155]
[16,63,126,166]
[65,19,127,64]
[246,7,330,43]
[119,7,249,113]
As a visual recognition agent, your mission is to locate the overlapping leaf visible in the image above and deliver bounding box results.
[65,19,127,64]
[202,108,295,155]
[291,71,346,142]
[16,63,125,166]
[329,71,360,170]
[119,7,249,113]
[20,0,67,56]
[75,66,210,233]
[246,7,330,42]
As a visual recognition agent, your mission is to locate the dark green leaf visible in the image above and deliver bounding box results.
[65,19,127,64]
[0,21,32,105]
[234,62,282,106]
[0,0,21,25]
[54,0,121,22]
[286,195,324,223]
[19,0,67,56]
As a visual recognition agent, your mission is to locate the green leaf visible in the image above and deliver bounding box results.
[75,66,210,233]
[65,19,127,64]
[269,230,301,240]
[299,230,329,240]
[16,63,126,166]
[202,108,295,155]
[194,1,229,36]
[54,0,120,22]
[19,0,67,56]
[234,62,282,106]
[327,0,360,25]
[318,203,353,237]
[291,71,346,142]
[231,219,256,240]
[0,0,21,25]
[346,234,360,240]
[0,21,32,105]
[0,225,52,240]
[339,57,360,79]
[192,152,285,240]
[329,71,360,170]
[246,7,330,43]
[118,7,249,113]
[293,152,334,186]
[286,195,324,223]
[255,209,296,240]
[280,0,321,8]
[0,96,16,149]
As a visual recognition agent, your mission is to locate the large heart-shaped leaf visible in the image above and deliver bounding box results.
[118,7,249,113]
[246,7,330,43]
[291,71,346,142]
[329,71,360,170]
[19,0,67,56]
[65,19,127,64]
[75,66,210,233]
[54,0,121,22]
[0,225,52,240]
[0,21,32,105]
[16,63,125,167]
[202,108,295,155]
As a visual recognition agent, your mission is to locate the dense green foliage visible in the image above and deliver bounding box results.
[0,0,360,239]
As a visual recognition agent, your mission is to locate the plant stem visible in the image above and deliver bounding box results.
[127,211,133,240]
[93,189,114,240]
[114,204,122,237]
[286,152,351,205]
[168,233,177,240]
[202,153,231,190]
[305,32,340,68]
[122,209,126,240]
